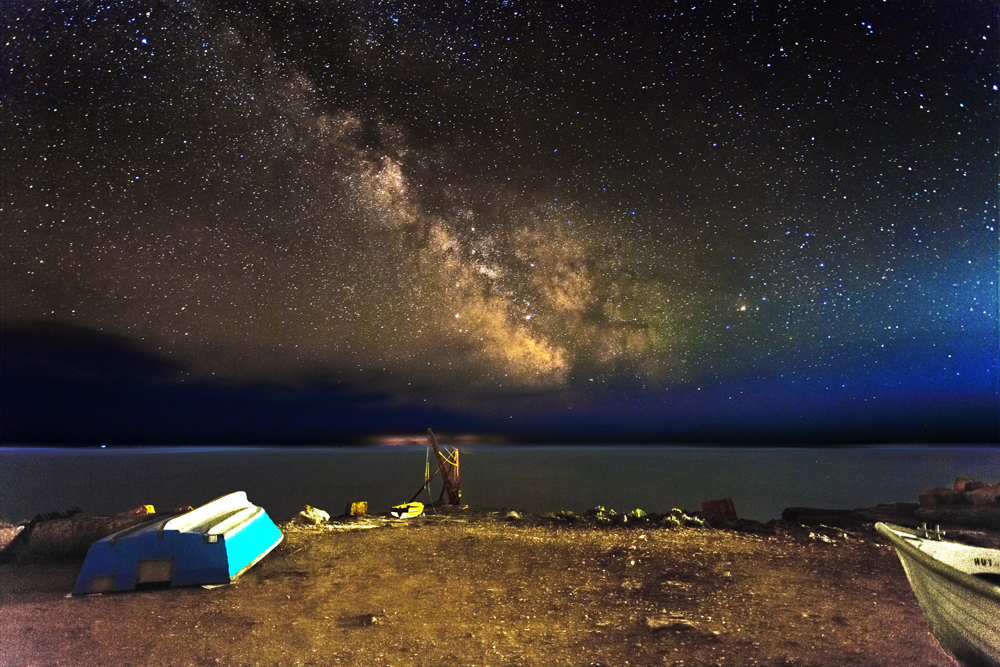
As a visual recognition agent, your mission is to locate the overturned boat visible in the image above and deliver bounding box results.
[390,501,424,519]
[73,491,282,595]
[877,522,1000,667]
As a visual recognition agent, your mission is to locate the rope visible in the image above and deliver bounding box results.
[425,445,437,514]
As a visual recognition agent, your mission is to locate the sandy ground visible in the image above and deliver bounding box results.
[0,509,961,667]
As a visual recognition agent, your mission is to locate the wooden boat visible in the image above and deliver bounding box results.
[73,491,282,595]
[877,522,1000,667]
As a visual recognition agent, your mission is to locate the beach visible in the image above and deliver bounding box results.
[0,510,958,667]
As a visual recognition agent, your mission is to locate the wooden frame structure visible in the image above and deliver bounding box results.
[409,429,461,506]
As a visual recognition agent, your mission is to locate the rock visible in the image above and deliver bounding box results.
[730,518,771,534]
[352,612,385,627]
[781,507,865,527]
[946,530,1000,550]
[551,510,578,523]
[587,506,616,518]
[0,521,23,551]
[919,487,965,507]
[645,614,721,642]
[918,488,948,506]
[295,505,330,525]
[914,505,1000,531]
[954,478,990,493]
[646,615,698,632]
[966,488,1000,506]
[855,503,919,523]
[700,498,737,522]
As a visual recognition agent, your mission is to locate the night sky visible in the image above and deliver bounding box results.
[2,1,997,444]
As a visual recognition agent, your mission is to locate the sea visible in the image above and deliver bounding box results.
[1,445,998,524]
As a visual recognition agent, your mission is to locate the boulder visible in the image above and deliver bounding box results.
[954,478,990,493]
[966,488,1000,506]
[730,518,772,535]
[855,503,919,523]
[918,487,965,507]
[295,505,331,525]
[700,497,737,522]
[914,505,1000,531]
[0,521,23,551]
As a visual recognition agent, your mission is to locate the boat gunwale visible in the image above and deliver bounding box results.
[876,521,1000,605]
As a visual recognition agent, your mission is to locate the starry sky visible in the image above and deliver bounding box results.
[2,1,997,444]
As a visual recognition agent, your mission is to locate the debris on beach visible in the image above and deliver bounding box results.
[645,613,719,638]
[295,505,331,525]
[345,501,368,517]
[541,506,708,529]
[390,502,424,519]
[0,508,155,564]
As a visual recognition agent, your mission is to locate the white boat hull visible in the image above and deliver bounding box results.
[877,522,1000,667]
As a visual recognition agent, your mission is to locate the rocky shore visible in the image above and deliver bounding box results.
[4,476,1000,564]
[1,478,996,666]
[1,505,954,667]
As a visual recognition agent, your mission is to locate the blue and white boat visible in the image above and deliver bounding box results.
[73,491,282,595]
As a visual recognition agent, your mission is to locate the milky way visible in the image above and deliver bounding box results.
[3,1,997,442]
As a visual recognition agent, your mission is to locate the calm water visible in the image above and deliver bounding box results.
[1,445,997,523]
